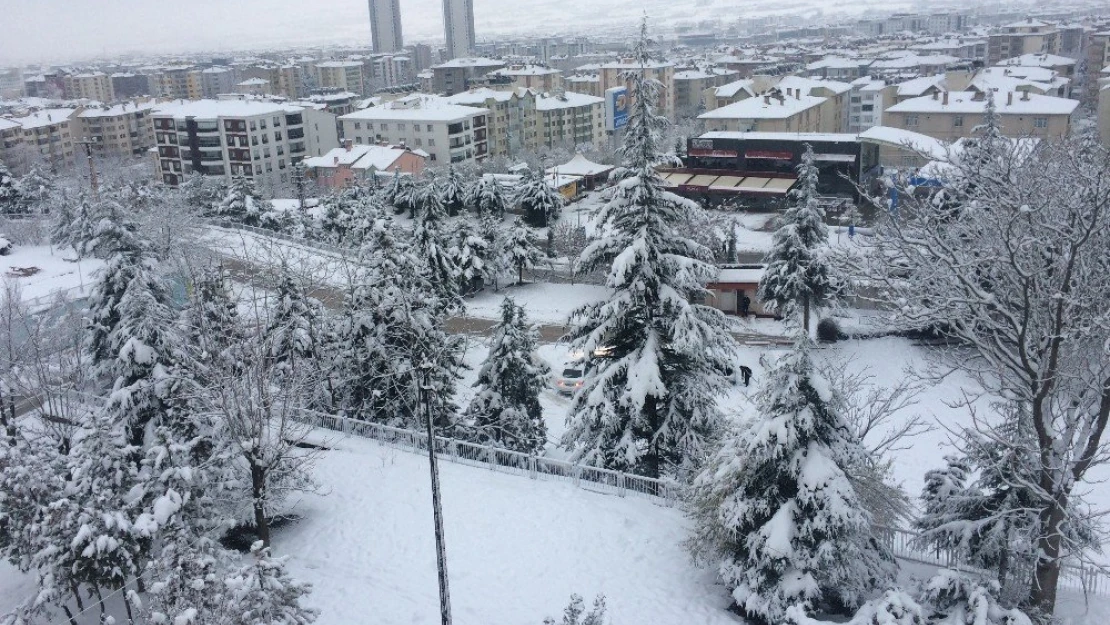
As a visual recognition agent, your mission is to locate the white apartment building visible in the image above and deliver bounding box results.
[316,61,366,96]
[200,67,237,98]
[443,0,477,60]
[339,95,489,165]
[369,0,404,53]
[368,54,413,90]
[151,100,339,195]
[535,91,605,149]
[848,77,889,132]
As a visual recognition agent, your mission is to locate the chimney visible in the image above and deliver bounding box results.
[333,156,339,166]
[764,94,771,104]
[942,91,949,105]
[796,89,801,99]
[932,90,938,100]
[344,139,353,150]
[1022,89,1030,100]
[1007,91,1013,105]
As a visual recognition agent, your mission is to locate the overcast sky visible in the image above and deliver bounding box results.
[0,0,457,65]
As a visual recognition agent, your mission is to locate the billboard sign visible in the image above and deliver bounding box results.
[605,86,629,131]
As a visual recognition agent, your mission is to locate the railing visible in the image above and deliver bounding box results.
[299,408,680,506]
[874,524,1110,598]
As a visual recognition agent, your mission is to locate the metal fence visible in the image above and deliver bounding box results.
[300,409,680,505]
[875,524,1110,598]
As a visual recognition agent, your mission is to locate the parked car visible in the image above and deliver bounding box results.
[554,363,587,396]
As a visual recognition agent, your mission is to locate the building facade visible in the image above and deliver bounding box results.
[78,101,156,158]
[598,61,675,119]
[339,95,489,165]
[63,73,115,102]
[443,0,477,60]
[151,100,339,195]
[369,0,404,53]
[886,90,1077,141]
[316,62,366,96]
[535,91,605,149]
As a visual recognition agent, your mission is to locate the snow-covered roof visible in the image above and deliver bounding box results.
[599,60,673,70]
[237,78,270,86]
[699,93,826,120]
[857,126,947,160]
[303,144,425,170]
[895,74,946,97]
[340,96,487,122]
[674,69,716,80]
[545,153,613,177]
[714,265,765,284]
[78,101,157,118]
[0,118,22,132]
[316,61,363,68]
[1002,18,1053,29]
[714,79,755,99]
[535,91,603,111]
[11,108,78,129]
[492,65,560,76]
[872,54,960,69]
[446,88,521,105]
[997,53,1076,68]
[806,56,865,70]
[886,91,1079,116]
[566,75,599,83]
[432,57,505,69]
[699,131,858,142]
[152,99,303,119]
[776,75,853,96]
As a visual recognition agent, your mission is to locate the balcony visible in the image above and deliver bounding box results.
[285,114,303,126]
[288,128,305,140]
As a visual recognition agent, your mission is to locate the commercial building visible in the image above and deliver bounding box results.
[339,95,489,165]
[443,0,477,60]
[304,142,425,189]
[369,0,404,53]
[77,101,157,158]
[63,73,115,102]
[151,100,339,195]
[885,90,1077,141]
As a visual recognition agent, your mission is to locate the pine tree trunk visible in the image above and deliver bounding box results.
[803,293,811,336]
[251,460,271,548]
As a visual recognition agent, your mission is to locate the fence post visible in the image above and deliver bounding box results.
[528,455,537,480]
[573,465,581,488]
[618,474,626,497]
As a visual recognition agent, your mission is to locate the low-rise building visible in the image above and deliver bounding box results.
[338,95,489,165]
[699,76,850,134]
[303,142,426,189]
[885,89,1077,141]
[77,101,156,157]
[151,99,339,195]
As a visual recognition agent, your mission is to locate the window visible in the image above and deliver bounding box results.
[430,154,437,161]
[260,119,268,129]
[273,116,281,127]
[427,124,433,132]
[414,138,422,146]
[354,122,361,130]
[275,131,282,141]
[355,136,363,144]
[904,115,919,127]
[397,123,406,131]
[1034,117,1048,128]
[380,123,388,131]
[264,147,271,158]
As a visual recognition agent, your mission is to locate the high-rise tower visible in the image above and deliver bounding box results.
[442,0,476,60]
[369,0,404,53]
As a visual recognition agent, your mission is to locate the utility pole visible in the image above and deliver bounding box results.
[77,138,100,201]
[420,362,453,625]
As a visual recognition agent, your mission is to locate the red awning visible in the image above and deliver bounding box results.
[745,150,793,160]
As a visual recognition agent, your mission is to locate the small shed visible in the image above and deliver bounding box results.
[706,264,775,318]
[546,154,614,190]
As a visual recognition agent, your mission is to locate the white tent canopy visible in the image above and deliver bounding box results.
[545,153,614,178]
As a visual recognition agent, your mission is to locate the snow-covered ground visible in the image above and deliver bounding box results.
[0,244,103,304]
[465,282,610,325]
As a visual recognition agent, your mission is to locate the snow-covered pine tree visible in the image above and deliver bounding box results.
[515,167,564,228]
[15,164,52,213]
[0,159,21,215]
[265,270,337,411]
[756,143,834,333]
[687,340,896,623]
[61,406,146,622]
[464,298,549,453]
[481,213,511,291]
[50,191,101,257]
[439,165,468,217]
[451,219,491,296]
[382,170,417,216]
[561,17,737,478]
[215,176,268,227]
[468,175,509,218]
[918,570,1033,625]
[182,266,245,382]
[221,542,318,625]
[412,181,463,313]
[338,220,461,428]
[505,219,542,285]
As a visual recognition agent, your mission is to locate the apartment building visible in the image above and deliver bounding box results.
[431,57,506,96]
[0,69,23,99]
[886,90,1077,141]
[147,66,202,100]
[235,79,272,96]
[151,100,339,195]
[699,91,829,133]
[276,65,307,99]
[446,88,536,157]
[565,74,601,98]
[704,79,756,111]
[367,54,413,90]
[1100,85,1110,148]
[338,95,489,165]
[1087,31,1110,104]
[987,19,1060,65]
[673,68,739,118]
[111,73,148,98]
[0,118,25,171]
[997,53,1077,78]
[316,62,366,96]
[443,0,477,60]
[77,101,156,157]
[369,0,404,53]
[535,91,605,149]
[848,78,891,133]
[598,60,675,119]
[11,109,79,171]
[489,65,563,92]
[63,73,114,102]
[200,67,237,98]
